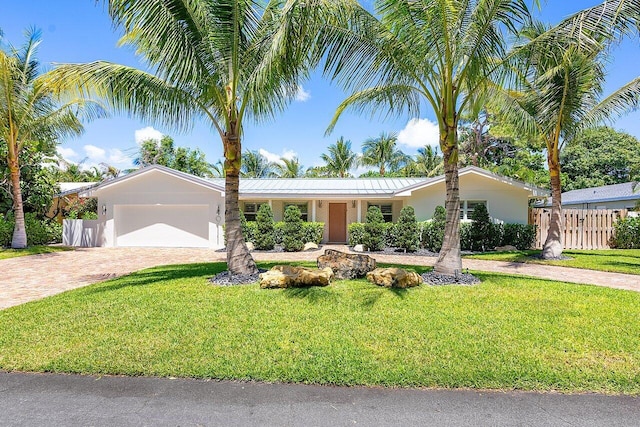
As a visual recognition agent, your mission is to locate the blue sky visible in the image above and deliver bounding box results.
[2,1,639,174]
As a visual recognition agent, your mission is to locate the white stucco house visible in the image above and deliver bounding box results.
[64,164,548,248]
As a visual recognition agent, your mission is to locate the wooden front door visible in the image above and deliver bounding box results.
[328,203,347,243]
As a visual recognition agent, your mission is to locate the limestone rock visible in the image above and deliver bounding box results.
[259,265,334,289]
[317,249,376,280]
[494,245,517,252]
[246,242,255,251]
[366,267,422,289]
[303,242,319,251]
[353,244,365,252]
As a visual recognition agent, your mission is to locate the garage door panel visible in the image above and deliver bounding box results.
[116,205,209,247]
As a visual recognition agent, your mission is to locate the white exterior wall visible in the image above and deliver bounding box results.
[97,170,224,248]
[406,174,531,224]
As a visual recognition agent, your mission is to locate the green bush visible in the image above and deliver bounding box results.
[282,205,304,252]
[301,222,324,244]
[395,206,419,252]
[460,222,472,251]
[364,206,385,251]
[0,213,61,247]
[469,204,493,251]
[254,204,275,250]
[502,223,536,250]
[239,210,257,244]
[421,206,446,251]
[612,216,640,249]
[0,214,12,247]
[348,222,365,246]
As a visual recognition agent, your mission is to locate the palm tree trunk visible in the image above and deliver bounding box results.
[8,156,27,249]
[542,150,563,259]
[223,134,258,275]
[434,129,462,275]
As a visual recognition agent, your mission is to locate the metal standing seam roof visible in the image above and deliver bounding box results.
[207,177,429,197]
[559,182,640,205]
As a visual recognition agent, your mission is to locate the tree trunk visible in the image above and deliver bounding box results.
[223,133,258,275]
[8,156,27,249]
[434,127,462,275]
[542,149,563,259]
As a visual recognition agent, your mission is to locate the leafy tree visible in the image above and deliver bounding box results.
[273,157,304,178]
[1,29,100,248]
[254,204,275,250]
[327,0,535,274]
[360,132,409,176]
[282,205,304,252]
[561,127,640,190]
[241,150,274,178]
[364,205,385,251]
[135,135,213,177]
[319,137,358,178]
[395,206,419,252]
[48,0,348,274]
[405,145,443,178]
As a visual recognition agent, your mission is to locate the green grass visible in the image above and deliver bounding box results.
[1,261,639,394]
[0,245,72,260]
[465,249,640,275]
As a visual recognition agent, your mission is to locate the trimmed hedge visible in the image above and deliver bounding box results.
[612,216,640,249]
[0,213,62,247]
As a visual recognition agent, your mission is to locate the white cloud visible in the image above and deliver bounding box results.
[134,126,163,144]
[84,144,106,160]
[397,118,440,148]
[81,145,134,170]
[259,148,297,164]
[57,146,77,159]
[295,86,311,102]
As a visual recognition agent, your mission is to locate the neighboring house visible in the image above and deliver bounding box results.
[540,182,640,210]
[48,182,100,221]
[68,164,547,248]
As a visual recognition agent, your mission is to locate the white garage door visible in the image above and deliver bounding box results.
[115,205,209,247]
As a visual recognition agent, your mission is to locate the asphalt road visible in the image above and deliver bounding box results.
[1,372,638,426]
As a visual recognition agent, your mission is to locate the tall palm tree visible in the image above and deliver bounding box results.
[47,0,349,274]
[241,150,273,178]
[1,29,100,248]
[273,156,303,178]
[411,145,443,177]
[320,137,358,178]
[360,132,409,176]
[495,3,640,258]
[326,0,534,274]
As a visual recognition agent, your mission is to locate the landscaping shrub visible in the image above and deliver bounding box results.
[239,210,257,244]
[460,222,472,251]
[364,206,385,251]
[348,222,365,246]
[282,205,304,251]
[611,216,640,249]
[254,204,275,250]
[383,222,397,248]
[502,223,536,250]
[395,206,419,252]
[301,222,324,244]
[0,213,61,247]
[0,214,12,247]
[421,206,446,251]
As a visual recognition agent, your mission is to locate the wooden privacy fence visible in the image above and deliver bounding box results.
[529,208,627,250]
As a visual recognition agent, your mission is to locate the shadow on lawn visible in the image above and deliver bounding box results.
[80,262,227,295]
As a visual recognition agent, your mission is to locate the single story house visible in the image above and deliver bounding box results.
[539,182,640,210]
[67,164,548,248]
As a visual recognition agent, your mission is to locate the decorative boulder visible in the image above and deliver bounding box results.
[352,244,365,252]
[246,242,255,251]
[317,249,376,279]
[366,267,422,289]
[494,245,517,252]
[259,265,334,289]
[303,242,319,251]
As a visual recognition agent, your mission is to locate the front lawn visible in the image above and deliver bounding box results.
[465,249,640,275]
[0,245,72,260]
[1,261,638,394]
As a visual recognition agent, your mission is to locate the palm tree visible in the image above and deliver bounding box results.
[360,132,409,176]
[320,137,358,178]
[47,0,347,274]
[495,5,640,258]
[410,146,443,177]
[241,150,273,178]
[1,29,100,248]
[273,157,304,178]
[326,0,534,274]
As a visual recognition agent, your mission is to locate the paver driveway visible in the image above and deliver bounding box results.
[1,246,639,310]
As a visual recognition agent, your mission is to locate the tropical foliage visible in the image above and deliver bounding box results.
[135,135,214,177]
[360,132,409,176]
[319,137,358,178]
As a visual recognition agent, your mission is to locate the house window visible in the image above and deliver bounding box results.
[243,202,267,221]
[460,200,486,221]
[368,203,393,223]
[284,203,308,222]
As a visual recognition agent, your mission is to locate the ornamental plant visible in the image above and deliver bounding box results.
[254,204,275,250]
[395,206,419,252]
[364,206,385,251]
[282,205,304,252]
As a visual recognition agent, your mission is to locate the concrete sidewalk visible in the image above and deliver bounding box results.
[1,245,639,310]
[1,372,638,427]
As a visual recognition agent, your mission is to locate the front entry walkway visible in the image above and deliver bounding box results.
[1,245,639,310]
